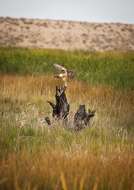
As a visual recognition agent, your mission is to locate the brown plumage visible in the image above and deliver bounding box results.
[54,64,75,87]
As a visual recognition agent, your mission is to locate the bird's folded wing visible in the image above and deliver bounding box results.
[54,64,67,72]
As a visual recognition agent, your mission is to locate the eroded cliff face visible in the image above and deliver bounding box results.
[0,17,134,51]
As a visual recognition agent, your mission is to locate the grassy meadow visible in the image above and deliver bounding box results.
[0,47,134,89]
[0,48,134,190]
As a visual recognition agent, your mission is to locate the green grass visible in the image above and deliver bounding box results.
[0,47,134,89]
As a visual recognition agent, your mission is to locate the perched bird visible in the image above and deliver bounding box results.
[54,64,75,87]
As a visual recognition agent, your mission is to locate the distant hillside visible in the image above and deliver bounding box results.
[0,17,134,51]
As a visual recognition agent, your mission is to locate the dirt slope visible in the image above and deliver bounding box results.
[0,17,134,51]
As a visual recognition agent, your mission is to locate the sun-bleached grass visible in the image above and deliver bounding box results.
[0,75,134,189]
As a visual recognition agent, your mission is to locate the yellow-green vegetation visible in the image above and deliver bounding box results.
[0,48,134,89]
[0,48,134,190]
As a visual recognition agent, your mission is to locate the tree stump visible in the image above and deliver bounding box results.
[46,86,95,130]
[47,86,70,120]
[73,105,95,130]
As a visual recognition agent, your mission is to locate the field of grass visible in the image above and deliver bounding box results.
[0,47,134,89]
[0,48,134,189]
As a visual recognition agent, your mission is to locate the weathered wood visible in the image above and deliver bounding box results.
[48,86,70,120]
[45,116,51,126]
[74,105,95,130]
[47,86,95,130]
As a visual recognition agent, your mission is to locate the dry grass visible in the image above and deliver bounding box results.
[0,17,134,51]
[0,74,134,190]
[0,150,133,190]
[1,74,133,127]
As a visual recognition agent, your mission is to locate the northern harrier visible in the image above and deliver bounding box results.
[54,64,75,87]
